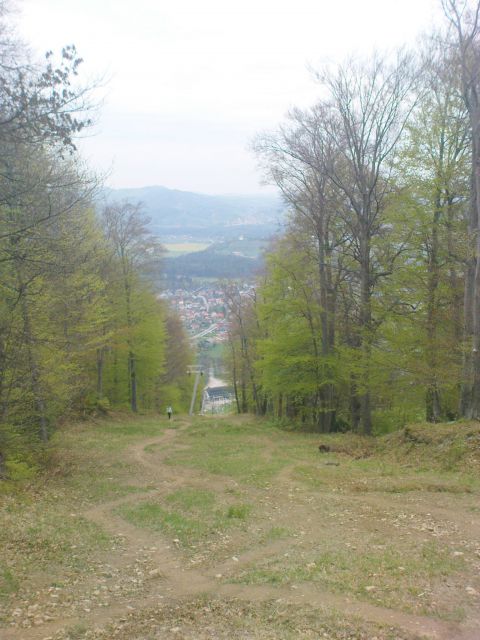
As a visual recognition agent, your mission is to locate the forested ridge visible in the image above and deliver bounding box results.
[225,0,480,434]
[0,5,192,477]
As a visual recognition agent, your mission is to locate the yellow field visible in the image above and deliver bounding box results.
[163,242,211,256]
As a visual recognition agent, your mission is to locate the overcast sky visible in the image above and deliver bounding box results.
[17,0,442,195]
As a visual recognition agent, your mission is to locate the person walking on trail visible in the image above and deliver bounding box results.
[166,405,173,420]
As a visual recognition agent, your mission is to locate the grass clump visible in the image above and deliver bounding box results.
[119,502,207,544]
[117,487,253,548]
[165,487,216,510]
[64,622,88,639]
[226,504,251,520]
[261,526,290,542]
[0,564,18,599]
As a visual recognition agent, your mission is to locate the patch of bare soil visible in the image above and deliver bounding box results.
[2,418,479,640]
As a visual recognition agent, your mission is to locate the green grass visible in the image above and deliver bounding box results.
[226,504,251,519]
[213,238,265,258]
[260,526,291,543]
[0,415,166,609]
[117,487,253,548]
[0,565,18,599]
[164,418,294,486]
[56,415,168,454]
[118,502,210,544]
[164,417,480,496]
[0,500,113,611]
[291,457,479,495]
[165,487,216,510]
[380,422,480,474]
[234,540,466,618]
[48,415,168,503]
[82,594,424,640]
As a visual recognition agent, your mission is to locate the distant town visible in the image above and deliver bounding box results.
[160,285,229,342]
[160,283,254,340]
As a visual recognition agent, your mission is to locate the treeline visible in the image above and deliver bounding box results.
[225,1,480,434]
[0,6,191,474]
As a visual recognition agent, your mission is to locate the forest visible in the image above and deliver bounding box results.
[224,0,480,435]
[0,6,192,476]
[164,248,260,280]
[2,0,480,480]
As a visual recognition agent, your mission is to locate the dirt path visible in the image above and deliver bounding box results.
[2,418,480,640]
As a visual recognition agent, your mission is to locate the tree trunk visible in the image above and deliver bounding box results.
[461,120,480,417]
[12,249,49,442]
[471,117,480,418]
[447,203,463,343]
[277,393,283,419]
[315,219,336,432]
[426,188,443,422]
[112,350,119,405]
[350,379,361,432]
[129,351,137,413]
[359,224,373,435]
[20,287,48,442]
[229,338,241,414]
[96,348,104,397]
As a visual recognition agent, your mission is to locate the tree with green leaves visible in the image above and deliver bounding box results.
[441,0,480,418]
[101,201,165,412]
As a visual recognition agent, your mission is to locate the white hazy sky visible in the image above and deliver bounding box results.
[17,0,442,195]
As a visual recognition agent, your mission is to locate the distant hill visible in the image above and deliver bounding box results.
[100,185,283,282]
[102,185,283,230]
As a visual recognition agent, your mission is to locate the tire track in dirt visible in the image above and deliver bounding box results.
[3,419,478,640]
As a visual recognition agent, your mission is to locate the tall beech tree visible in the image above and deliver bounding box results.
[102,201,164,412]
[317,53,418,434]
[254,106,347,430]
[252,53,418,433]
[441,0,480,418]
[397,44,470,421]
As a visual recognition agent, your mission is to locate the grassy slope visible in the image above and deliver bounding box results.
[0,415,479,638]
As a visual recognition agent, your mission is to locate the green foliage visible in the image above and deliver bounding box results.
[0,564,18,599]
[0,171,189,470]
[228,50,471,434]
[4,458,39,482]
[0,14,194,470]
[226,504,251,520]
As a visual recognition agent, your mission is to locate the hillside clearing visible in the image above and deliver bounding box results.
[1,415,479,639]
